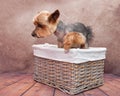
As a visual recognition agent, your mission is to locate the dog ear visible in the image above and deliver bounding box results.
[48,10,60,23]
[33,15,38,25]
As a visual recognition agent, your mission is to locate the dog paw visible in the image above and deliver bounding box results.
[64,50,69,54]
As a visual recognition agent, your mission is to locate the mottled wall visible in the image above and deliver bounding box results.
[0,0,120,75]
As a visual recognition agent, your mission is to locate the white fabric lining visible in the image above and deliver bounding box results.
[32,43,107,64]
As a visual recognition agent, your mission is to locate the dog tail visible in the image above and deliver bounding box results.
[86,26,94,45]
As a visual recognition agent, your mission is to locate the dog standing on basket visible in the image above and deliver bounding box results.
[55,21,93,52]
[31,10,93,52]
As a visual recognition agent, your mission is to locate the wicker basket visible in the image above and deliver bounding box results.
[34,56,104,95]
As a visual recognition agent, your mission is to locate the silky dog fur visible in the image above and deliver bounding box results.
[32,10,60,38]
[32,10,93,52]
[54,20,93,52]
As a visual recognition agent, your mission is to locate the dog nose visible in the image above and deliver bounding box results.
[31,32,36,37]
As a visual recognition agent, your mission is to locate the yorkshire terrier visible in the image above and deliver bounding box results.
[32,10,93,52]
[54,21,93,52]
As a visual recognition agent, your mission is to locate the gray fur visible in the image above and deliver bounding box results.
[54,20,93,47]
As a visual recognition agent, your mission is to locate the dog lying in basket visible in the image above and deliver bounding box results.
[31,9,93,52]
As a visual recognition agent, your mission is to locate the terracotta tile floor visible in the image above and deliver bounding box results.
[0,73,120,96]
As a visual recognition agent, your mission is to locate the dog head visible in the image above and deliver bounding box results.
[32,10,60,38]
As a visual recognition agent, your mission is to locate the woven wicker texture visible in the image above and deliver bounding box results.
[34,56,104,95]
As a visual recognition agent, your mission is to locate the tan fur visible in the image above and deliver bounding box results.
[32,10,60,38]
[32,10,87,53]
[33,11,50,25]
[63,32,86,51]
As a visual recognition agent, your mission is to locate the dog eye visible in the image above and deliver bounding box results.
[37,23,45,28]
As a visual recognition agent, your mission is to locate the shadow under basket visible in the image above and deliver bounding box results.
[33,56,104,95]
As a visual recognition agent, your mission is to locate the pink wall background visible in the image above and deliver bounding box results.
[0,0,120,75]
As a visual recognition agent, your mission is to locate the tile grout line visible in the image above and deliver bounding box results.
[52,88,56,96]
[98,88,109,96]
[0,76,28,91]
[20,82,36,96]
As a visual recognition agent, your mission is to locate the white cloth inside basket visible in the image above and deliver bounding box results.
[32,43,107,64]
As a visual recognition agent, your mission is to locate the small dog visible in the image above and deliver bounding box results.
[31,10,60,38]
[32,10,93,52]
[63,32,86,52]
[54,21,93,52]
